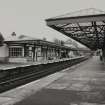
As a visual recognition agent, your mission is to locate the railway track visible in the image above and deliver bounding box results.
[0,63,65,92]
[0,56,90,93]
[0,67,56,93]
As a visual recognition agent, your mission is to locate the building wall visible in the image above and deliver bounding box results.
[0,44,9,62]
[9,57,27,63]
[8,46,27,63]
[3,42,71,63]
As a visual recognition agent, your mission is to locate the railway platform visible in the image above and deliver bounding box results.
[0,56,105,105]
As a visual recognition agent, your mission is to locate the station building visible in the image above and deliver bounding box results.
[0,34,78,63]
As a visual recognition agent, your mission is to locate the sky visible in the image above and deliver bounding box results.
[0,0,105,43]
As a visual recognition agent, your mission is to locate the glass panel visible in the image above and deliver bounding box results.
[9,47,23,57]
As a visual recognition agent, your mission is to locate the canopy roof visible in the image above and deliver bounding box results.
[46,8,105,50]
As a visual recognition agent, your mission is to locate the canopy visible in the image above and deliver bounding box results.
[46,8,105,50]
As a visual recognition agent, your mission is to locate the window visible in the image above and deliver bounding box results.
[36,47,41,57]
[9,47,23,57]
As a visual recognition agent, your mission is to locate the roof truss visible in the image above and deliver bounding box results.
[46,13,105,50]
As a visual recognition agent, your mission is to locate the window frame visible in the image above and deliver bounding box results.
[9,46,23,58]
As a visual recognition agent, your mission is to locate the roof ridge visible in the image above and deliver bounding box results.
[52,8,105,19]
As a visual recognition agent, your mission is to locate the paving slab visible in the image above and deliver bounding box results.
[0,71,66,105]
[13,56,105,105]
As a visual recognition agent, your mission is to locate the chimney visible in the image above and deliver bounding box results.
[11,32,16,36]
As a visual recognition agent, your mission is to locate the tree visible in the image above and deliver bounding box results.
[42,37,47,41]
[60,40,65,46]
[65,39,79,48]
[53,38,59,44]
[53,38,64,46]
[0,32,4,46]
[18,35,26,39]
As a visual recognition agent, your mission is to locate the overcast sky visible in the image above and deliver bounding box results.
[0,0,105,42]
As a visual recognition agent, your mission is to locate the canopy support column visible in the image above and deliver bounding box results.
[102,32,105,62]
